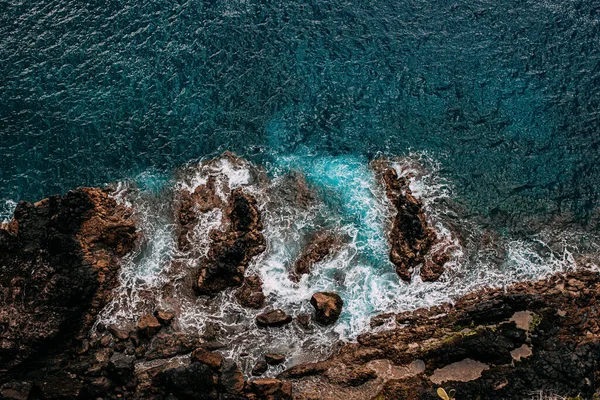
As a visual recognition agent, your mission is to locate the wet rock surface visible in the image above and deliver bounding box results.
[195,187,266,295]
[235,274,266,309]
[282,270,600,400]
[290,231,342,282]
[372,160,450,282]
[256,309,293,328]
[310,292,344,325]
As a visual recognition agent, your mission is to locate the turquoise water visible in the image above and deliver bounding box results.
[1,0,600,237]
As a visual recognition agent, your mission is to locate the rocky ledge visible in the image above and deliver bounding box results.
[281,270,600,399]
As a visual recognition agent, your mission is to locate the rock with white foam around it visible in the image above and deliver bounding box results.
[310,292,344,325]
[256,309,293,327]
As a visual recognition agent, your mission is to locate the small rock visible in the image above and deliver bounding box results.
[265,353,286,365]
[108,325,130,341]
[256,309,293,327]
[235,274,266,309]
[252,360,268,376]
[296,314,311,329]
[191,348,223,371]
[137,314,162,337]
[155,310,175,325]
[248,378,292,399]
[310,292,344,325]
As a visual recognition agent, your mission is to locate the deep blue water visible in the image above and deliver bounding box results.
[2,0,600,233]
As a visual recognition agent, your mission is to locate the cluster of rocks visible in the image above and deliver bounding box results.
[1,154,598,400]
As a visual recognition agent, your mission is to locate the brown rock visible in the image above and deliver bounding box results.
[247,378,292,400]
[252,360,268,376]
[256,310,293,328]
[290,231,341,282]
[195,188,266,295]
[296,313,312,329]
[108,325,130,341]
[235,274,266,309]
[191,348,223,371]
[310,292,344,325]
[0,188,138,369]
[265,353,286,365]
[220,360,245,395]
[371,161,448,282]
[155,310,175,325]
[137,314,162,337]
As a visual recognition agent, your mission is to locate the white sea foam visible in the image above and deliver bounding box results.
[95,152,594,376]
[0,199,17,224]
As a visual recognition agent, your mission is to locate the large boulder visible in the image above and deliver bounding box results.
[310,292,344,325]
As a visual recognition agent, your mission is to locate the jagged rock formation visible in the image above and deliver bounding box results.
[281,270,600,399]
[195,188,266,295]
[372,160,450,282]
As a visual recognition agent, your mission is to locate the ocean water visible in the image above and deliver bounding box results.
[2,0,600,374]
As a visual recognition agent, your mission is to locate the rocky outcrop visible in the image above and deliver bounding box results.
[372,160,449,282]
[310,292,344,325]
[281,270,600,399]
[196,188,266,295]
[0,188,138,370]
[290,231,342,282]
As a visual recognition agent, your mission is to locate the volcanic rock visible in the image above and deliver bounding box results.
[252,360,269,376]
[0,188,138,369]
[191,347,224,371]
[235,274,266,309]
[291,231,341,282]
[247,378,293,400]
[310,292,344,325]
[282,270,600,400]
[265,353,286,365]
[155,309,176,325]
[372,160,449,282]
[138,314,162,337]
[195,188,266,295]
[256,309,293,327]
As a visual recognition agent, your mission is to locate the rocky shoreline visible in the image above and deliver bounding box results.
[0,155,598,399]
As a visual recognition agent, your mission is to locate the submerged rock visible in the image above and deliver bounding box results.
[290,231,342,282]
[256,309,293,327]
[372,160,449,282]
[310,292,344,325]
